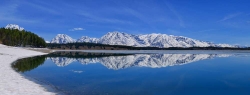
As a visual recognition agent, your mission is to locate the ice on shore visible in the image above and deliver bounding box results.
[0,44,56,95]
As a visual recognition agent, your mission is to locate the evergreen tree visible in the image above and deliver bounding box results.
[0,27,46,47]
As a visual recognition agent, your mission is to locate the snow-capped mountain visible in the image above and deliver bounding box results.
[49,53,233,70]
[77,36,99,43]
[100,32,206,47]
[50,31,235,47]
[99,32,143,46]
[100,32,236,47]
[50,34,76,44]
[5,24,24,31]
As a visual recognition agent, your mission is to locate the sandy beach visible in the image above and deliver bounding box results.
[0,44,57,95]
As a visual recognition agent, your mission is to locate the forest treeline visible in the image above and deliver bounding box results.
[47,43,250,50]
[47,52,132,58]
[47,43,162,50]
[0,28,46,47]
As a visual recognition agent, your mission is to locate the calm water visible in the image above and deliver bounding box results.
[12,51,250,95]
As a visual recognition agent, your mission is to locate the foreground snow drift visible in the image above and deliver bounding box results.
[0,44,56,95]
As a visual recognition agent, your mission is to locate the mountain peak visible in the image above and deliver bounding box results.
[100,31,141,46]
[106,31,129,35]
[5,24,24,31]
[50,34,76,44]
[77,36,99,43]
[56,34,69,36]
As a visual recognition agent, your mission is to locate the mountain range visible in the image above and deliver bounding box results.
[49,54,232,70]
[50,32,236,48]
[3,24,236,48]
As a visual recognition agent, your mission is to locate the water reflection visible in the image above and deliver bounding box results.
[12,52,250,95]
[12,52,234,72]
[49,53,232,70]
[12,56,46,72]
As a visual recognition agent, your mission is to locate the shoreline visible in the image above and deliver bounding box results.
[0,44,60,95]
[52,49,250,54]
[26,47,250,54]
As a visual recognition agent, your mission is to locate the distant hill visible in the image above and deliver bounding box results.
[0,24,46,47]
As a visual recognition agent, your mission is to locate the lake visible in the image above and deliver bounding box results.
[12,51,250,95]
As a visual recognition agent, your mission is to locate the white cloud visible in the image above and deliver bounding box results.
[70,70,83,73]
[69,28,85,31]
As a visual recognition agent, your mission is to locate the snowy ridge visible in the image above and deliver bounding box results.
[50,34,76,44]
[49,54,233,70]
[99,32,143,46]
[5,24,24,31]
[77,36,99,43]
[50,32,235,48]
[136,33,213,47]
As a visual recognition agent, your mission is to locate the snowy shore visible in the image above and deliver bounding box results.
[0,44,57,95]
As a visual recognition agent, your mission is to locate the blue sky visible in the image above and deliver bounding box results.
[0,0,250,46]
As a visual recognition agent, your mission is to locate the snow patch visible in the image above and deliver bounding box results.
[0,44,57,95]
[5,24,24,31]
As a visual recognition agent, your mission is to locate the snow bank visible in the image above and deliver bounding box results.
[0,44,57,95]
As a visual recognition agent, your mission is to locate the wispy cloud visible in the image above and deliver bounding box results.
[218,13,242,22]
[123,8,159,31]
[0,1,57,25]
[70,70,83,73]
[165,2,185,28]
[0,2,38,23]
[24,1,60,15]
[69,28,85,31]
[79,12,134,25]
[124,8,149,23]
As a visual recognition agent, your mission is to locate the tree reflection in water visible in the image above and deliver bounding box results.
[12,55,46,73]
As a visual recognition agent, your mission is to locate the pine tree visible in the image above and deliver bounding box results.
[0,27,46,47]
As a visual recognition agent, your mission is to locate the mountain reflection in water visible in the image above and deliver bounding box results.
[50,53,232,70]
[12,51,250,95]
[12,52,233,72]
